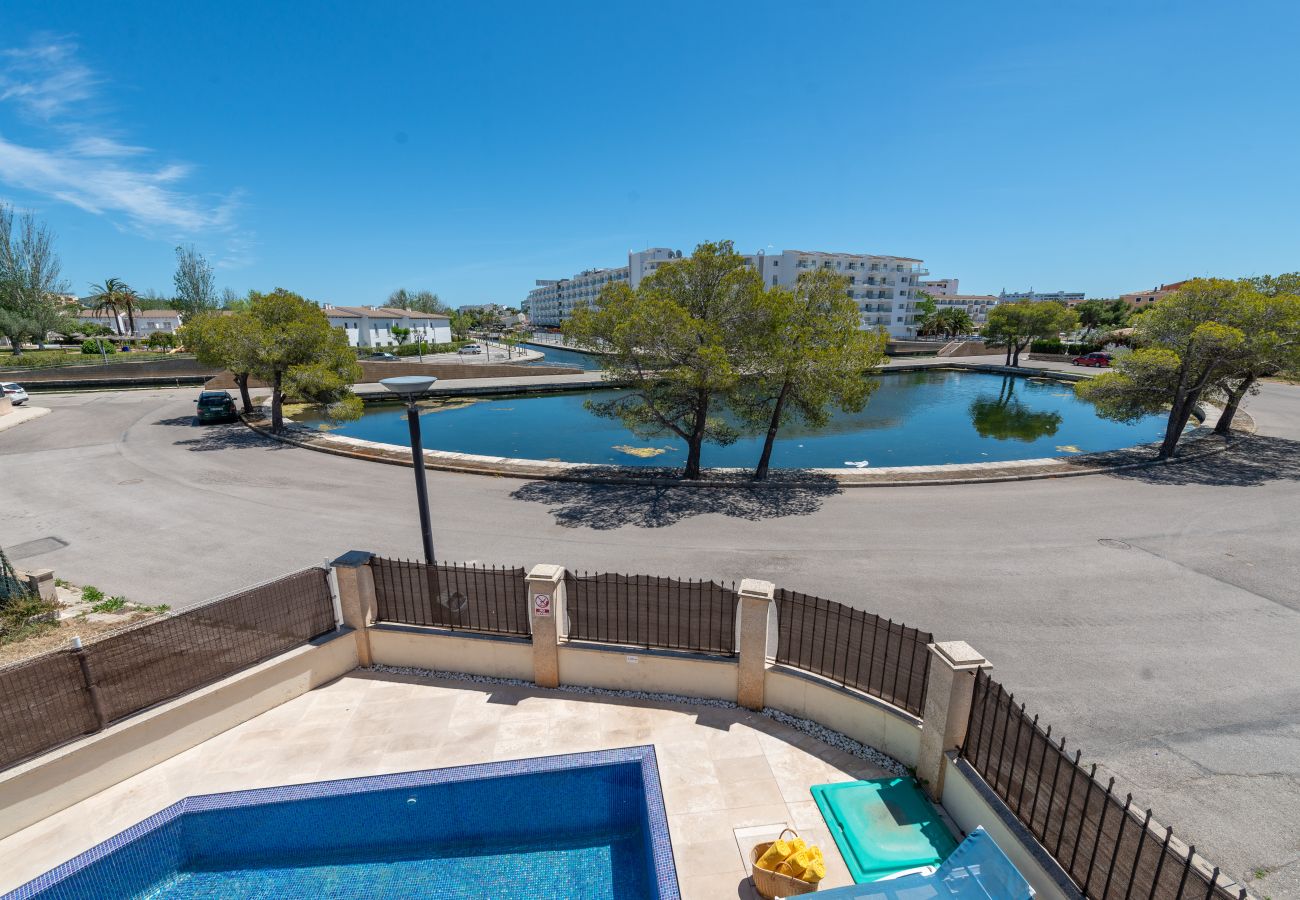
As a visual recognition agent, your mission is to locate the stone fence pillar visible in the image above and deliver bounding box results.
[917,641,990,802]
[736,579,776,710]
[526,564,566,688]
[23,568,56,603]
[330,551,377,667]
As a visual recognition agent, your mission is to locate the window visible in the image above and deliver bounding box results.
[771,275,777,286]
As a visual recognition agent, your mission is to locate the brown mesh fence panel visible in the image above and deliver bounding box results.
[564,572,737,655]
[83,568,335,724]
[0,650,100,769]
[370,558,530,637]
[961,670,1243,900]
[773,589,931,718]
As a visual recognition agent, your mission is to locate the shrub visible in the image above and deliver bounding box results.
[386,340,469,357]
[1030,339,1105,356]
[146,331,176,351]
[81,339,116,355]
[0,593,59,643]
[81,585,105,603]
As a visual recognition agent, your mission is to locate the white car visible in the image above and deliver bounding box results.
[1,382,28,406]
[458,344,483,355]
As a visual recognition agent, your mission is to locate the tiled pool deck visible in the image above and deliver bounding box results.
[0,670,884,898]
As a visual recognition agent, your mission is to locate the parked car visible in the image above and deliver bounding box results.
[1072,352,1112,368]
[365,352,400,361]
[1,382,28,406]
[195,390,238,423]
[458,344,483,355]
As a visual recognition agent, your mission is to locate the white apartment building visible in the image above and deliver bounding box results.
[999,289,1085,306]
[525,249,678,328]
[931,294,1001,328]
[322,306,452,349]
[919,278,959,296]
[526,247,930,338]
[77,309,184,337]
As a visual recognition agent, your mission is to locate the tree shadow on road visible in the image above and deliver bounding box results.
[509,472,842,529]
[1106,435,1300,487]
[154,417,290,453]
[153,415,198,427]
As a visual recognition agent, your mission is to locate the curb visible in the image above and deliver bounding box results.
[0,406,52,433]
[240,406,1249,489]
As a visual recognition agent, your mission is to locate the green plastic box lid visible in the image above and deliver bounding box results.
[811,777,959,883]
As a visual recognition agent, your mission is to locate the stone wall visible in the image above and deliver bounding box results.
[2,357,221,383]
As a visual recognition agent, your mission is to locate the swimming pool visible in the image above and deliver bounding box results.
[6,747,678,900]
[299,370,1177,468]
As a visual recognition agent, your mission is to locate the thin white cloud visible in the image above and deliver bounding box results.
[0,40,97,118]
[0,36,250,255]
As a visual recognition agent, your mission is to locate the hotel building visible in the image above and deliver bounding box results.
[526,247,931,338]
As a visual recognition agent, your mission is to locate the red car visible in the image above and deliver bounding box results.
[1072,352,1112,367]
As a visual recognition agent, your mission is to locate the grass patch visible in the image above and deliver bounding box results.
[91,595,128,614]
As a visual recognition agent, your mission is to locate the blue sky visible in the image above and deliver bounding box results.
[0,1,1296,306]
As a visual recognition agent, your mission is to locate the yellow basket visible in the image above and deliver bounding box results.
[749,828,819,899]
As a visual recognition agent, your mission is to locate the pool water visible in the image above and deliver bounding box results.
[303,370,1175,468]
[151,833,649,898]
[9,749,677,900]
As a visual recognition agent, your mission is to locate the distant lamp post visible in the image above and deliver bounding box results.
[380,375,438,565]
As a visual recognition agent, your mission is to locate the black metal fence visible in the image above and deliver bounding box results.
[961,670,1244,900]
[371,557,530,637]
[774,589,932,718]
[0,567,335,771]
[564,572,738,655]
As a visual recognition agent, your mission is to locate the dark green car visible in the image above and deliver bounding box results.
[195,390,237,424]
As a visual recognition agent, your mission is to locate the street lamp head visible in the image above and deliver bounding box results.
[379,375,437,399]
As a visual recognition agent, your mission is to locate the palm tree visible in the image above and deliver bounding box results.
[87,278,140,337]
[935,308,975,339]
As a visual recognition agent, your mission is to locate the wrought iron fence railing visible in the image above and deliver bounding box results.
[564,571,738,655]
[961,669,1245,900]
[370,557,530,638]
[774,588,932,718]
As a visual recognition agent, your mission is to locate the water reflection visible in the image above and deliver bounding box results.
[968,377,1063,442]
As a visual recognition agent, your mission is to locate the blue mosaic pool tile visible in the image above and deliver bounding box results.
[5,745,680,900]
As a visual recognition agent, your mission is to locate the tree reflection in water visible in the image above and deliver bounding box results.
[968,376,1063,442]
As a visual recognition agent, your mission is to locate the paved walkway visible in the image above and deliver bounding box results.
[0,405,50,433]
[1,376,1297,895]
[351,371,604,398]
[0,672,881,898]
[347,354,1087,399]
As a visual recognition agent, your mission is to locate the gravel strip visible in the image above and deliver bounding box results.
[365,663,909,778]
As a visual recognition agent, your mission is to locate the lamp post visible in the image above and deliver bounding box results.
[380,375,438,565]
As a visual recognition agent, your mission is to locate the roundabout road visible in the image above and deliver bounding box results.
[2,378,1298,893]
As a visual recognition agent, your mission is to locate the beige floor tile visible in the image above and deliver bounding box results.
[719,776,786,810]
[678,870,760,900]
[785,799,829,832]
[672,837,746,877]
[668,805,792,845]
[662,779,727,816]
[712,754,771,784]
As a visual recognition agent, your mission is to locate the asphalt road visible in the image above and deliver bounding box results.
[2,377,1298,895]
